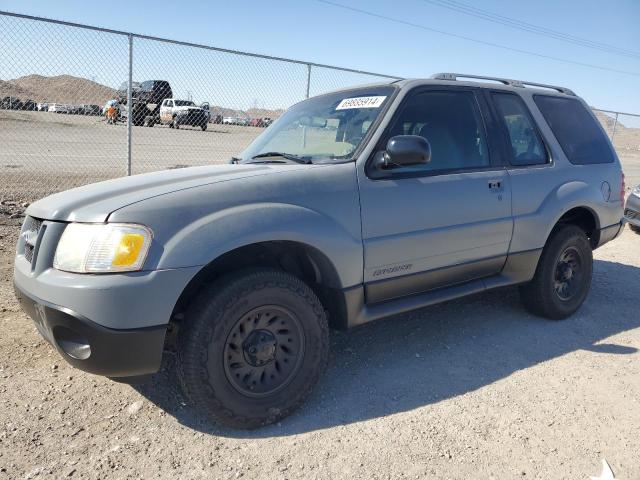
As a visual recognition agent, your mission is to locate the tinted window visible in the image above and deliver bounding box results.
[378,90,489,174]
[140,81,154,91]
[534,95,614,165]
[493,93,547,166]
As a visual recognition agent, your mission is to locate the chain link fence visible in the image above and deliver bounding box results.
[594,109,640,188]
[1,10,639,206]
[0,11,399,203]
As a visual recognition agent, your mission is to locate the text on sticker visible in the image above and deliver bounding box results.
[336,96,387,110]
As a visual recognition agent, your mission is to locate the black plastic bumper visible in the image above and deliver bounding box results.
[14,283,166,378]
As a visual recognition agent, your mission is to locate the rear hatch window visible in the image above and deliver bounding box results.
[533,95,615,165]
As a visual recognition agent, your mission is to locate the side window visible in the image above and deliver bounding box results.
[492,93,547,166]
[378,90,490,175]
[533,95,615,165]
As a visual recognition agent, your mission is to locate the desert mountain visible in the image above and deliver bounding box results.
[2,74,118,105]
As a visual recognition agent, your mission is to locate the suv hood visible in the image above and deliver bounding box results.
[26,164,308,223]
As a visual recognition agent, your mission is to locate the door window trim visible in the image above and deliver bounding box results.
[485,90,552,169]
[365,85,500,181]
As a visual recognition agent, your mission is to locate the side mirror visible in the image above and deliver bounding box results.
[380,135,431,168]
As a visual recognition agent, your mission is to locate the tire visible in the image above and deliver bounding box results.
[172,118,179,130]
[519,225,593,320]
[201,122,207,131]
[630,224,640,234]
[178,269,329,428]
[143,116,154,127]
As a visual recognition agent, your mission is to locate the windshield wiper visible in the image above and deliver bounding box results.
[248,152,312,164]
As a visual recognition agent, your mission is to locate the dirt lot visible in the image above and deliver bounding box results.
[0,214,639,478]
[0,110,264,202]
[1,110,640,205]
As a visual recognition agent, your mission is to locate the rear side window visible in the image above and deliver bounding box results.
[534,95,614,165]
[492,93,547,166]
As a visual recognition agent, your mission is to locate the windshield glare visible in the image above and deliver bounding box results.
[240,86,394,162]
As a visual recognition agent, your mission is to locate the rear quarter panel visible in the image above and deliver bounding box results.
[508,91,623,253]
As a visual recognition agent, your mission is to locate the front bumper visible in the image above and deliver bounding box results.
[15,282,166,377]
[624,193,640,227]
[13,217,201,378]
[175,111,207,126]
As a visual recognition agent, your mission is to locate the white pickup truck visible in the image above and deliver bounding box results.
[159,99,210,130]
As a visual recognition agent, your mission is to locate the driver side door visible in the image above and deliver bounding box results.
[357,86,513,304]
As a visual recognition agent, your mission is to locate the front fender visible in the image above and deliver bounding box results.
[156,202,363,288]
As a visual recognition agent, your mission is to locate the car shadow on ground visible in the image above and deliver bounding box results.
[134,259,640,438]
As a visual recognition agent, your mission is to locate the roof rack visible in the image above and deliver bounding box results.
[431,73,575,96]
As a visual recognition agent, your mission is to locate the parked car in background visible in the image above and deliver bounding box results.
[67,105,83,115]
[211,114,223,124]
[158,99,209,130]
[22,99,37,111]
[37,102,49,111]
[48,103,69,114]
[624,185,640,234]
[0,97,24,110]
[117,79,173,126]
[249,117,268,127]
[79,104,101,116]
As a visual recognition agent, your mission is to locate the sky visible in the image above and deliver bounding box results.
[1,0,639,119]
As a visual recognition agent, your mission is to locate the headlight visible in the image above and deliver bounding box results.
[54,223,153,273]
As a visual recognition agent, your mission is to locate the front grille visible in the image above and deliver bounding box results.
[21,216,43,264]
[624,209,638,220]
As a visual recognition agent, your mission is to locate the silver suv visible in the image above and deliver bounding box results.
[14,73,625,428]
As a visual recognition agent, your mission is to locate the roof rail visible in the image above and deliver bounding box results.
[431,73,575,96]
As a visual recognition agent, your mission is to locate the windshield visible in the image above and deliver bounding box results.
[174,100,195,107]
[239,85,395,162]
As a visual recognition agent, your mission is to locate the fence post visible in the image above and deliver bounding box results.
[126,33,133,176]
[305,64,311,99]
[611,112,619,144]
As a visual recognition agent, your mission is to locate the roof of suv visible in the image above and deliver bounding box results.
[336,73,577,98]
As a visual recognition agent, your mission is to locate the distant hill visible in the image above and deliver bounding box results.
[0,79,35,99]
[593,109,626,131]
[1,74,118,105]
[209,106,284,120]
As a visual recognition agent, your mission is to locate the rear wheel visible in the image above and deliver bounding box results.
[519,225,592,320]
[178,269,329,428]
[201,122,207,131]
[172,118,179,129]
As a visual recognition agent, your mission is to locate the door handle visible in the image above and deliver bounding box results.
[488,180,502,191]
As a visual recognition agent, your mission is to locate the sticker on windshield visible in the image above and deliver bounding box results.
[336,96,387,110]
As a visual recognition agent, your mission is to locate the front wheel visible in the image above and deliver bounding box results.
[178,269,329,428]
[519,225,593,320]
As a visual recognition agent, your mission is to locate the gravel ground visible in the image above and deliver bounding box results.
[0,215,639,479]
